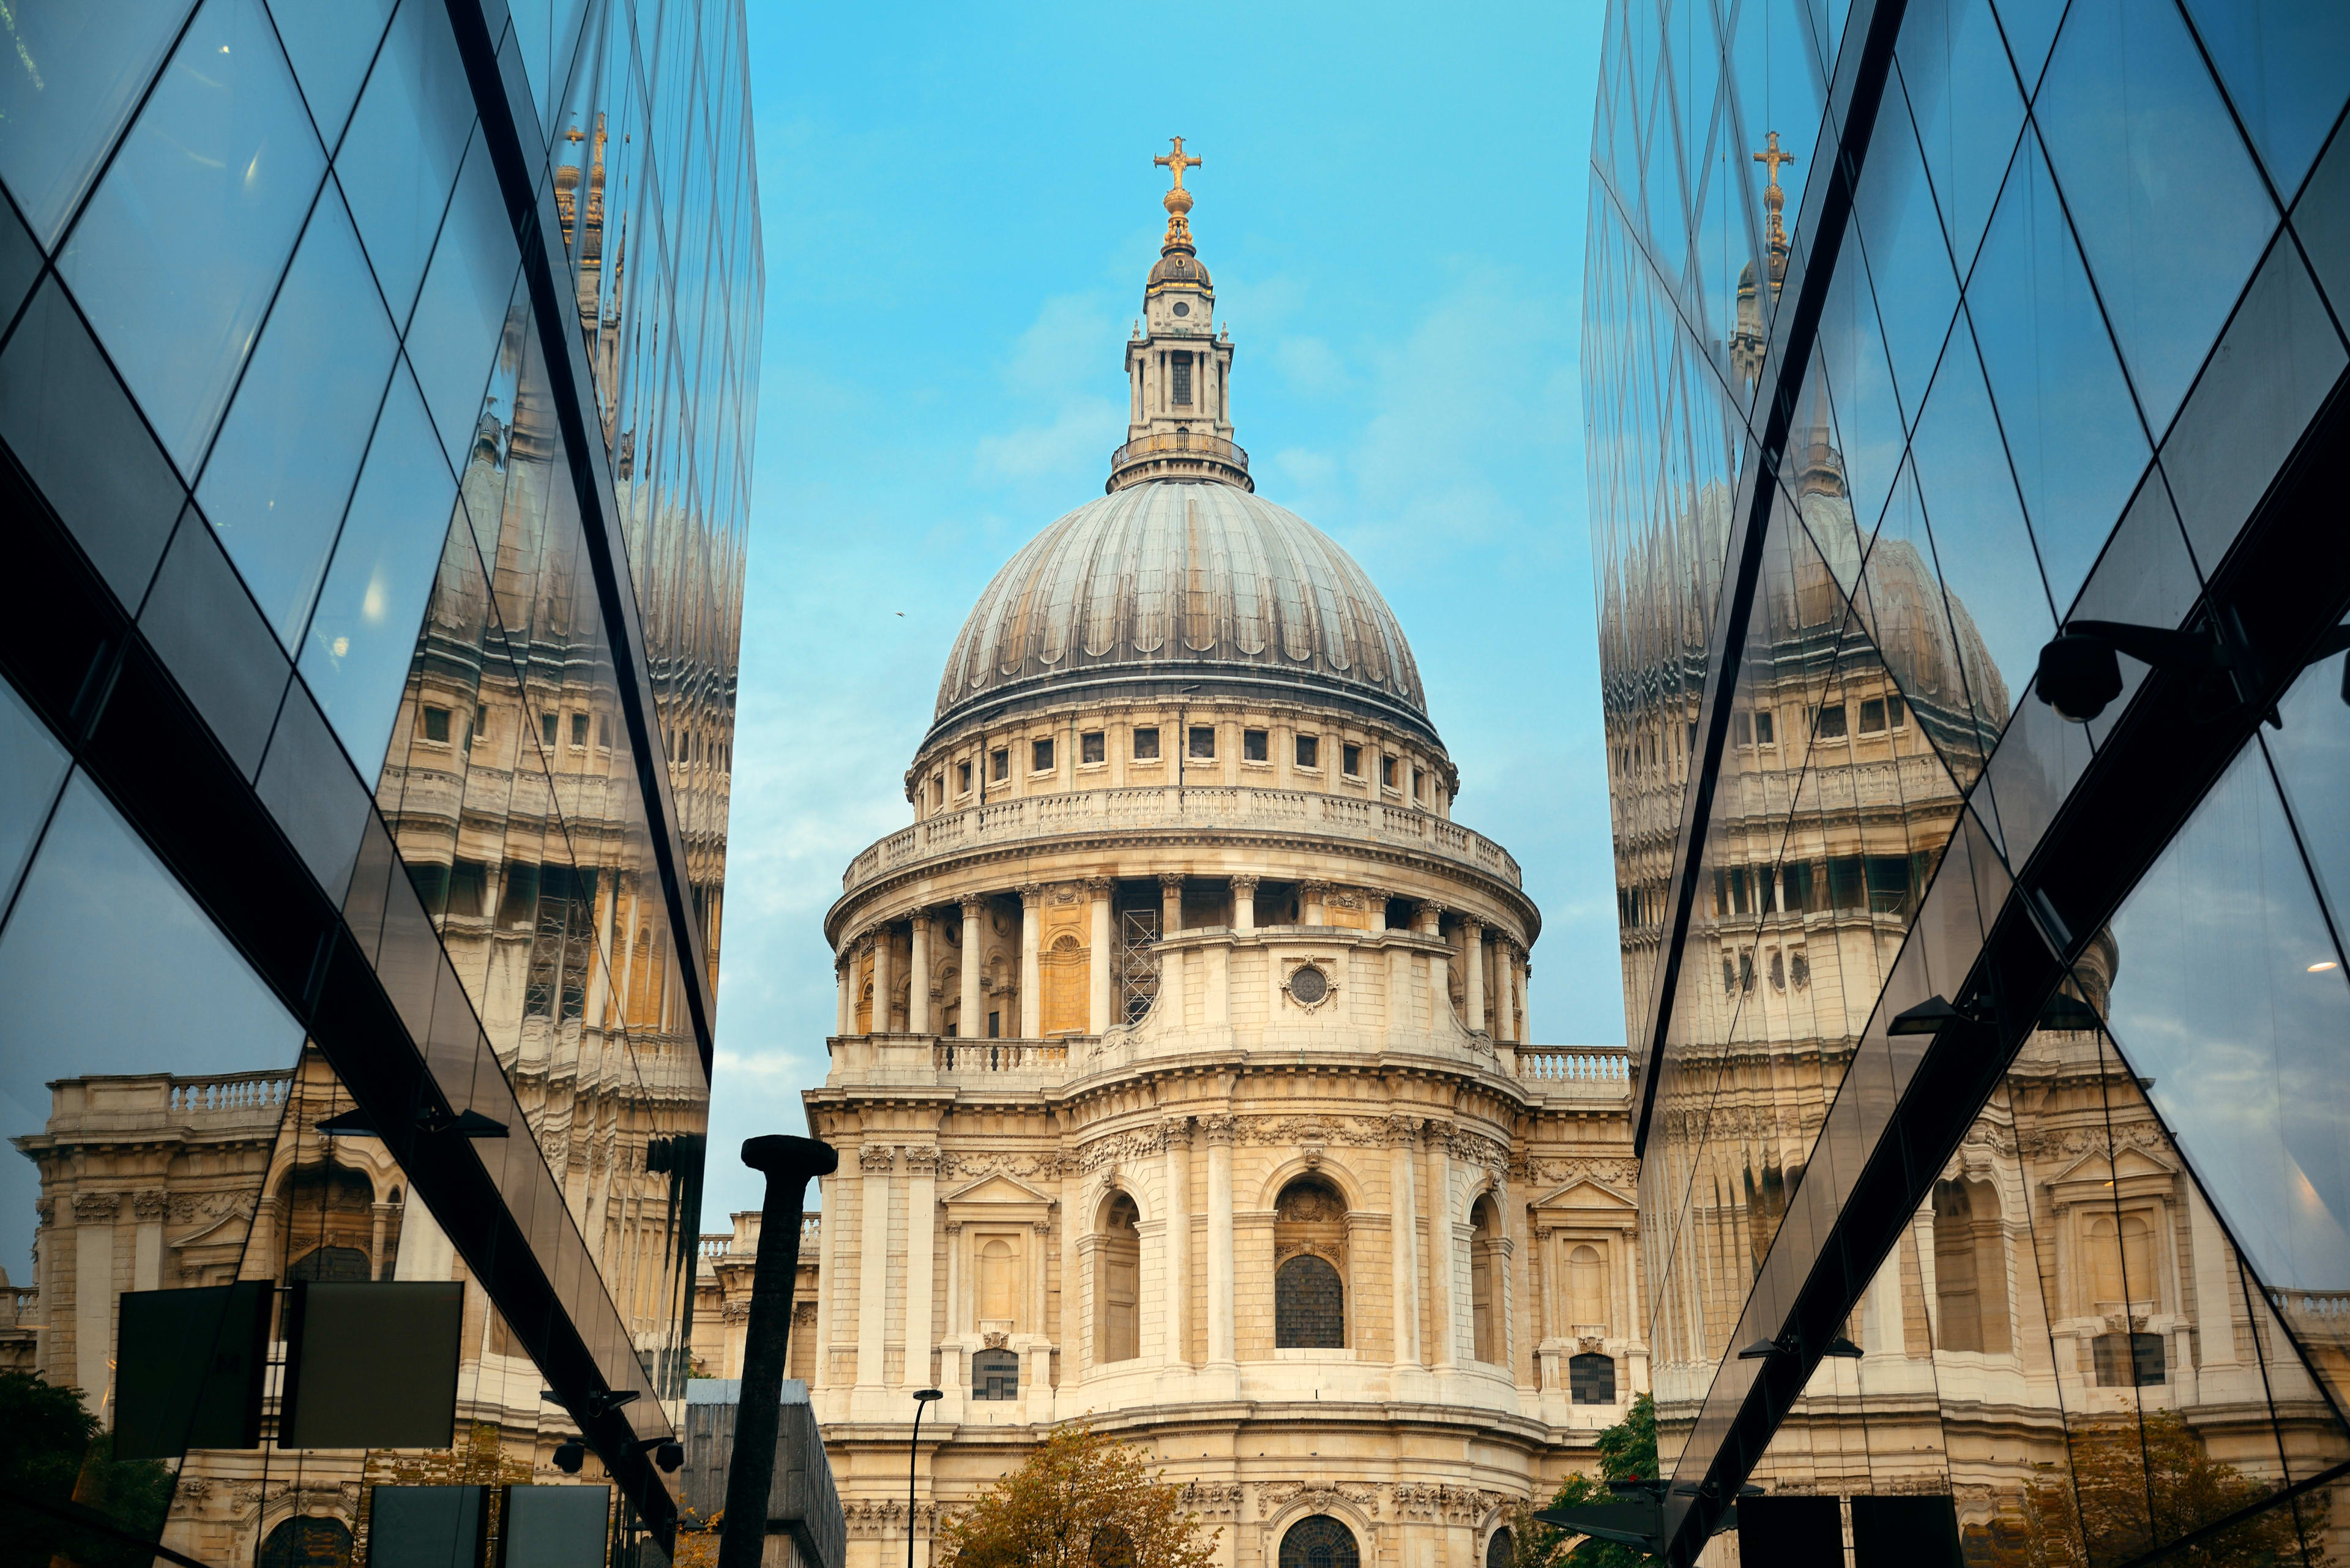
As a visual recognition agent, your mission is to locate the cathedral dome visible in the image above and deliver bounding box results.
[930,480,1431,743]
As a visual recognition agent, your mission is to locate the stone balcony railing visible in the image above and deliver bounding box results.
[828,1031,1632,1097]
[2270,1288,2350,1337]
[701,1217,821,1261]
[841,786,1523,900]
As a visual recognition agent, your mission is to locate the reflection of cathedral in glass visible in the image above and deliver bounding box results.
[0,0,758,1560]
[1587,0,2350,1559]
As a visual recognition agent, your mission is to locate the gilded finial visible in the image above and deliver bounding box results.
[1154,136,1203,252]
[1755,131,1797,252]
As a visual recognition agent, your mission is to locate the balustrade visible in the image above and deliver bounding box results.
[1515,1048,1633,1085]
[168,1072,293,1116]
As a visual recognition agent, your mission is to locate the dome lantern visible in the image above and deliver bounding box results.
[1113,138,1251,492]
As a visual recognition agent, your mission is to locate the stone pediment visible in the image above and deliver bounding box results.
[1532,1177,1636,1214]
[944,1173,1056,1207]
[2050,1144,2176,1205]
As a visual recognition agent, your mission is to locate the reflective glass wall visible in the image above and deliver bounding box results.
[1585,0,2350,1560]
[0,0,757,1559]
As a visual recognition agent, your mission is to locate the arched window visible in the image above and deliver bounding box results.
[1486,1527,1515,1568]
[1469,1197,1498,1363]
[258,1516,352,1568]
[1568,1244,1606,1331]
[1933,1178,2010,1354]
[1277,1256,1345,1348]
[1274,1177,1347,1348]
[972,1348,1019,1400]
[1042,931,1087,1036]
[979,1238,1018,1325]
[1098,1193,1140,1364]
[2086,1212,2158,1310]
[1569,1351,1617,1405]
[1278,1516,1360,1568]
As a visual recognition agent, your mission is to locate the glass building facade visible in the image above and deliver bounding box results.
[0,0,757,1559]
[1584,0,2350,1563]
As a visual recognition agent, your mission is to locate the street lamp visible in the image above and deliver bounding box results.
[909,1388,944,1568]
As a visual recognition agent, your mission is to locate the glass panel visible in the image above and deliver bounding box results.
[0,278,187,606]
[136,503,291,778]
[2265,616,2350,947]
[0,191,42,330]
[1852,77,1961,429]
[1905,313,2054,754]
[0,770,307,1309]
[296,364,458,779]
[262,0,397,151]
[58,0,326,473]
[2181,0,2350,202]
[195,182,398,649]
[406,134,520,470]
[0,680,70,912]
[2158,239,2344,577]
[1965,130,2149,619]
[1815,202,1916,539]
[1852,457,2000,792]
[1986,0,2064,99]
[0,0,194,248]
[332,0,474,326]
[1893,0,2025,286]
[2034,0,2280,436]
[2105,742,2350,1366]
[2296,119,2350,326]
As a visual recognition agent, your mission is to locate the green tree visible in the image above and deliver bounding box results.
[1990,1411,2319,1568]
[939,1424,1220,1568]
[1510,1394,1660,1568]
[0,1369,176,1568]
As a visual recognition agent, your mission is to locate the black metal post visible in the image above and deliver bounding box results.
[717,1135,838,1568]
[908,1387,942,1568]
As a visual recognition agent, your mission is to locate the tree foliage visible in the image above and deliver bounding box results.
[1987,1411,2321,1568]
[1510,1394,1660,1568]
[0,1369,176,1568]
[939,1424,1220,1568]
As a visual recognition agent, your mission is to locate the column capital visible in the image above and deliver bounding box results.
[960,893,987,917]
[944,1220,964,1236]
[1228,874,1260,895]
[903,1145,940,1177]
[1083,877,1115,896]
[858,1143,898,1174]
[1297,879,1330,897]
[1415,899,1446,920]
[1384,1114,1422,1147]
[1202,1114,1239,1146]
[910,909,934,933]
[1031,1219,1053,1235]
[1163,1115,1195,1147]
[1158,872,1188,895]
[1018,883,1045,907]
[1461,916,1485,939]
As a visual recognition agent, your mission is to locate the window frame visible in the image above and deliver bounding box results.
[1242,728,1269,763]
[1341,742,1361,777]
[1132,726,1161,761]
[1031,736,1054,774]
[1080,730,1106,766]
[1188,725,1216,760]
[420,704,451,744]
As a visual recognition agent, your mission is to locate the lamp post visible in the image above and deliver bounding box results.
[718,1135,838,1568]
[909,1387,944,1568]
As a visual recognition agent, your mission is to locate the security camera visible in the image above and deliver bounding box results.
[553,1439,588,1475]
[656,1442,684,1473]
[2035,633,2123,723]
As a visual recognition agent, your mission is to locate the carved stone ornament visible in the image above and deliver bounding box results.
[1259,1481,1380,1520]
[858,1144,897,1174]
[1202,1114,1239,1146]
[132,1190,167,1221]
[1389,1483,1510,1525]
[72,1192,121,1222]
[982,1331,1009,1350]
[901,1145,940,1176]
[1177,1481,1242,1520]
[33,1199,53,1227]
[1049,885,1080,906]
[1384,1114,1423,1146]
[1283,961,1335,1010]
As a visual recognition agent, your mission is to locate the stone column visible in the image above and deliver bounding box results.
[1387,1118,1420,1371]
[835,954,853,1037]
[903,1146,938,1393]
[1205,1116,1237,1370]
[1418,902,1449,1029]
[1165,1119,1192,1365]
[870,926,895,1035]
[1028,1219,1054,1415]
[959,896,985,1038]
[368,1200,396,1282]
[941,1220,967,1400]
[1494,940,1517,1042]
[908,913,934,1034]
[1367,889,1387,934]
[1302,881,1327,926]
[856,1144,893,1393]
[1463,919,1486,1032]
[1494,1206,1517,1381]
[1231,875,1258,933]
[1157,874,1187,1028]
[1087,879,1115,1033]
[1019,886,1043,1038]
[1427,1128,1458,1372]
[813,1172,843,1390]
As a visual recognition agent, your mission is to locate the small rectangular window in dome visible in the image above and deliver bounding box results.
[1133,726,1160,760]
[1081,731,1105,764]
[1172,352,1193,406]
[1243,728,1267,762]
[1188,725,1215,760]
[991,749,1009,782]
[421,706,450,743]
[1381,755,1397,789]
[1296,734,1318,769]
[958,760,973,793]
[1342,742,1360,777]
[1032,737,1054,772]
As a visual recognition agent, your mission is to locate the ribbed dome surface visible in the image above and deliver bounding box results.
[933,480,1428,736]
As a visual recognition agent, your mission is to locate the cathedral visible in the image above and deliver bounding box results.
[707,146,1644,1568]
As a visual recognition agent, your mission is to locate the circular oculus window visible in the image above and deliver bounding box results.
[1172,301,1190,316]
[1286,965,1330,1006]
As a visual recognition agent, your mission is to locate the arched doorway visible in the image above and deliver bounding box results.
[1273,1176,1346,1348]
[1278,1515,1359,1568]
[258,1516,352,1568]
[1486,1526,1515,1568]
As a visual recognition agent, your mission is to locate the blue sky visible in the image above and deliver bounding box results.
[709,0,1612,1217]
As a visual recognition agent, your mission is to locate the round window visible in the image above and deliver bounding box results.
[1172,301,1191,316]
[1286,966,1329,1006]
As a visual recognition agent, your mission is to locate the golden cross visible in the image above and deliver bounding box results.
[1155,136,1203,190]
[1753,131,1796,191]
